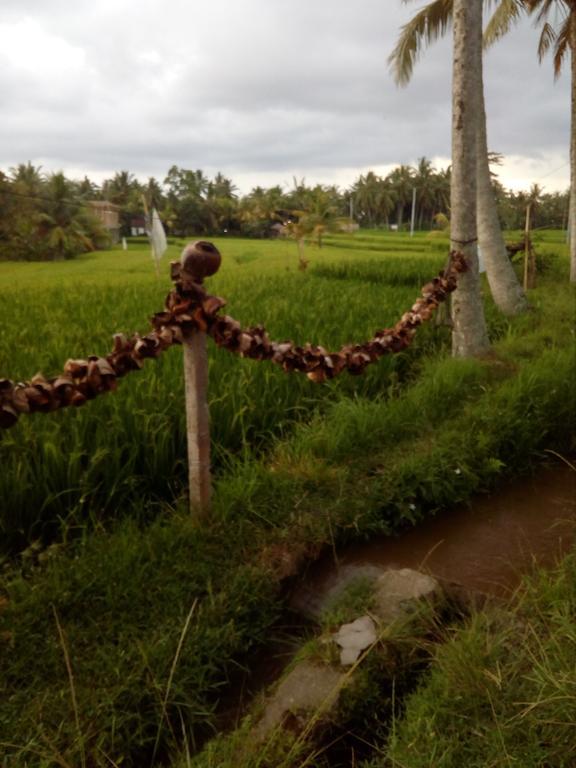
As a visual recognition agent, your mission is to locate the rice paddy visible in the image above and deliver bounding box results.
[0,233,449,549]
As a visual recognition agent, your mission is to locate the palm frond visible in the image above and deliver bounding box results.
[532,0,562,27]
[484,0,525,48]
[537,20,557,60]
[551,13,573,77]
[388,0,453,86]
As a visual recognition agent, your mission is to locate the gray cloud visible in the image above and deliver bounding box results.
[0,0,570,192]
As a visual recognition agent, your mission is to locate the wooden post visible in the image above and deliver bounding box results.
[523,203,531,292]
[183,328,211,517]
[178,241,222,519]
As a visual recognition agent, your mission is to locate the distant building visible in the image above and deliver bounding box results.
[130,215,147,236]
[88,201,121,243]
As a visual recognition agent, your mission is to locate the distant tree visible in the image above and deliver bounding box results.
[163,167,214,235]
[36,173,110,260]
[75,176,101,201]
[0,170,109,261]
[351,171,396,228]
[414,157,440,228]
[206,173,239,233]
[4,163,45,259]
[144,177,164,210]
[282,185,351,268]
[9,162,45,197]
[238,185,288,237]
[102,171,143,236]
[386,164,416,228]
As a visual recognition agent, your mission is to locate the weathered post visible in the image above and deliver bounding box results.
[179,241,221,519]
[523,203,532,291]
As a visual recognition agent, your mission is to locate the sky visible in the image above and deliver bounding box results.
[0,0,571,196]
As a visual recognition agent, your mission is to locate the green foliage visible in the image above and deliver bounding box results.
[383,550,576,768]
[0,168,111,261]
[0,515,281,765]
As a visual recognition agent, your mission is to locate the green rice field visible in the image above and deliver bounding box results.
[0,233,453,550]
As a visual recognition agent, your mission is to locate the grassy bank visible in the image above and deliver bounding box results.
[378,548,576,768]
[0,232,574,765]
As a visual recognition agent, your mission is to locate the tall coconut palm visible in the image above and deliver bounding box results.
[352,171,396,227]
[485,0,576,282]
[414,156,438,227]
[451,0,491,356]
[9,162,45,197]
[387,164,416,228]
[389,0,529,315]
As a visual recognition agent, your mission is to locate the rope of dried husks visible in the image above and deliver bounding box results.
[0,244,467,429]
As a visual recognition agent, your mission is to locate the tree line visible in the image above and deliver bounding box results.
[0,159,569,261]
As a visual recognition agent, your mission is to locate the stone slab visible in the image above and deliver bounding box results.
[253,660,344,738]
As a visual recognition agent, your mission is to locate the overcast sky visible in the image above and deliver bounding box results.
[0,0,570,195]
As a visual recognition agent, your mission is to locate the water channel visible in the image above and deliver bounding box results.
[297,459,576,601]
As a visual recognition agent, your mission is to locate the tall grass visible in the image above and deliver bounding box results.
[383,549,576,768]
[0,237,451,549]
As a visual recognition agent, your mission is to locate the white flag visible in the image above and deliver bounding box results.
[147,208,167,267]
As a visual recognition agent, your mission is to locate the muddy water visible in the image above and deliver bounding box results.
[301,463,576,599]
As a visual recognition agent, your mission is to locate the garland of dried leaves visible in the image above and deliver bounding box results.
[0,251,467,429]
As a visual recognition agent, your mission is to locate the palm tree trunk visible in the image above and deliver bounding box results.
[476,72,529,313]
[451,0,490,358]
[570,38,576,283]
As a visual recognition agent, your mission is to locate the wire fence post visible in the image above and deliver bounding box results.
[179,241,222,519]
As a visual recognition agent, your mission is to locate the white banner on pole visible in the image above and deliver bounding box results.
[147,208,167,267]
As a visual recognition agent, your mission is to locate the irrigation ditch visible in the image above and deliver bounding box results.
[190,458,576,766]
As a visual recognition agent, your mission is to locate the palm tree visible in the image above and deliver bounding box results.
[282,191,350,268]
[451,0,491,356]
[351,172,396,228]
[75,176,100,200]
[389,0,529,315]
[485,0,576,282]
[414,156,439,227]
[238,185,288,237]
[37,173,109,260]
[386,164,416,228]
[144,177,164,210]
[9,162,45,197]
[431,165,451,222]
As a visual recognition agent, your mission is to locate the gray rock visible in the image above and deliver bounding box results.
[253,661,344,739]
[373,568,438,623]
[333,615,377,665]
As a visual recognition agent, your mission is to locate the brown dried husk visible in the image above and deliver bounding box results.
[0,251,467,428]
